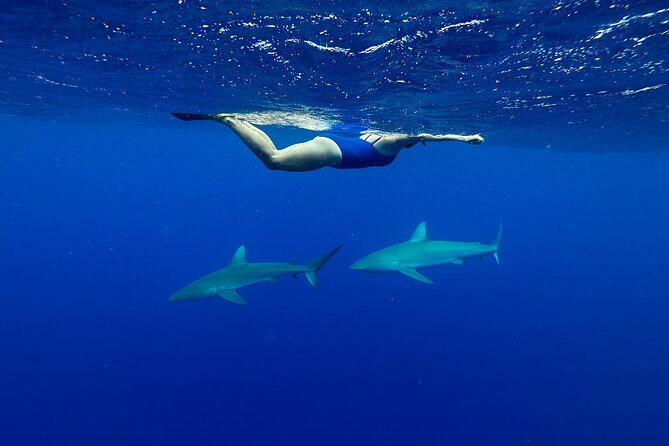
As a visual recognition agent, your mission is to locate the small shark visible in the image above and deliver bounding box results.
[350,222,502,284]
[169,244,343,304]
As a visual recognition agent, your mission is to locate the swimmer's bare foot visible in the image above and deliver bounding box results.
[464,134,484,145]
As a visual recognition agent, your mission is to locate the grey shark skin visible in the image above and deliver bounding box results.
[169,244,343,304]
[350,222,502,284]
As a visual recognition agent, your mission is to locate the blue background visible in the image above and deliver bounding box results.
[1,1,669,445]
[2,118,668,445]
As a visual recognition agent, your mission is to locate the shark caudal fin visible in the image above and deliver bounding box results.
[492,220,503,265]
[304,244,344,288]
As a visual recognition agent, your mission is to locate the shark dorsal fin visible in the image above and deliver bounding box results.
[229,245,247,266]
[409,222,428,242]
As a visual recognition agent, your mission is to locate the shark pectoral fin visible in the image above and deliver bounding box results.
[399,268,434,284]
[451,259,464,265]
[218,290,247,305]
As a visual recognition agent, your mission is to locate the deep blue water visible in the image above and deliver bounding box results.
[1,1,669,445]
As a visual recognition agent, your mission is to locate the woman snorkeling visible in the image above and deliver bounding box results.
[171,112,484,172]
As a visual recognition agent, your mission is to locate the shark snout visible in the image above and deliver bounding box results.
[350,258,369,270]
[350,256,377,271]
[168,294,181,302]
[169,290,192,302]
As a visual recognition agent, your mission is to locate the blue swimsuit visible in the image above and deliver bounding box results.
[322,133,397,169]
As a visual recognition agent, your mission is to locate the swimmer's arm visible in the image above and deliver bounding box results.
[376,133,484,155]
[417,133,484,145]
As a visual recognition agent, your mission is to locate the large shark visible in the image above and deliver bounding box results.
[350,222,502,284]
[169,244,343,304]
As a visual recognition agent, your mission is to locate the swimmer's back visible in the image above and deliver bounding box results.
[322,133,396,169]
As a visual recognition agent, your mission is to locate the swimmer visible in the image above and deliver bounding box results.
[171,112,484,172]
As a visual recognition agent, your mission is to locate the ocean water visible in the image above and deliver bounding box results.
[1,1,668,445]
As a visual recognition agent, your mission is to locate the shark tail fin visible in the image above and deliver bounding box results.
[304,244,344,288]
[492,220,503,265]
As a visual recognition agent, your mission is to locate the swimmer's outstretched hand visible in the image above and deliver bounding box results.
[464,134,484,145]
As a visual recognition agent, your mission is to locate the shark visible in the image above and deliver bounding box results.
[350,222,502,284]
[169,244,343,304]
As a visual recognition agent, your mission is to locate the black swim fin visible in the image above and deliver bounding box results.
[171,112,216,121]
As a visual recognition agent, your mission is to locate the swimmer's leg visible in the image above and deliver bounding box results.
[172,113,341,171]
[215,115,281,168]
[234,118,276,154]
[270,137,342,172]
[217,116,342,171]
